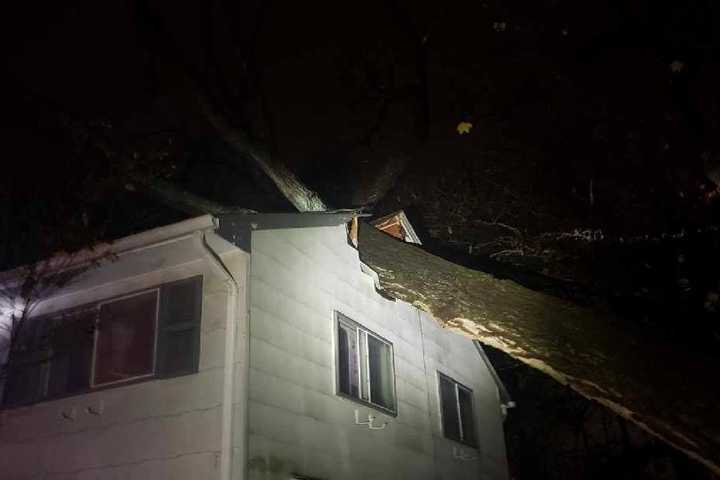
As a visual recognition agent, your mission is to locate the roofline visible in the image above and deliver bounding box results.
[395,210,422,244]
[1,211,365,283]
[473,340,515,411]
[217,211,365,251]
[99,214,217,256]
[0,215,216,286]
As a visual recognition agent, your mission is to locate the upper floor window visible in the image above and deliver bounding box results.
[438,372,477,447]
[335,312,396,414]
[93,290,159,386]
[3,276,203,407]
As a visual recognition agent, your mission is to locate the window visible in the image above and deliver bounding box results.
[438,373,477,447]
[335,312,396,413]
[3,276,203,407]
[93,290,158,386]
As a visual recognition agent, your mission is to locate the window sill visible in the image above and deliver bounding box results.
[1,373,181,411]
[336,391,397,417]
[443,436,479,450]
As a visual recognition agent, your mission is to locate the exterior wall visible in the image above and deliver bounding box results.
[248,225,509,480]
[419,310,510,480]
[0,232,249,480]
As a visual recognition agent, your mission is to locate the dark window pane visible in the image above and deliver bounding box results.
[3,318,50,405]
[359,330,368,401]
[162,280,200,327]
[368,335,394,409]
[47,311,94,397]
[159,328,196,375]
[439,375,461,441]
[337,325,349,395]
[4,363,46,406]
[94,291,157,385]
[157,276,202,377]
[337,321,359,397]
[458,386,476,446]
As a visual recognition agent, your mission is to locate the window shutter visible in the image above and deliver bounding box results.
[47,310,95,397]
[3,318,50,406]
[156,276,203,377]
[458,386,477,447]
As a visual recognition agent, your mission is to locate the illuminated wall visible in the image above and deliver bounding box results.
[247,224,508,480]
[0,230,248,479]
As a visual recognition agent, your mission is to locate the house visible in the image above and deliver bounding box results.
[0,211,511,480]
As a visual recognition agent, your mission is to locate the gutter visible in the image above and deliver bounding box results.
[473,341,516,417]
[196,224,247,480]
[0,215,216,288]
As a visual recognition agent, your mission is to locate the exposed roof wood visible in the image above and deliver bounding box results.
[371,210,422,245]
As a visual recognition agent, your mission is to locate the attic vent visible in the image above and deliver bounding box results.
[371,210,421,245]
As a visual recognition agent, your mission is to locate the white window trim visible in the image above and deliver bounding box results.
[3,277,205,409]
[90,288,161,388]
[438,372,478,448]
[334,311,397,415]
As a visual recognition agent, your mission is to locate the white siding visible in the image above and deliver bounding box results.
[0,234,249,480]
[248,225,508,480]
[0,221,509,480]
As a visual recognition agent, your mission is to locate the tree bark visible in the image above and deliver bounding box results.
[357,222,720,475]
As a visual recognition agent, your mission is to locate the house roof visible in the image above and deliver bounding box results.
[0,211,362,286]
[474,341,515,412]
[217,211,363,251]
[0,215,217,289]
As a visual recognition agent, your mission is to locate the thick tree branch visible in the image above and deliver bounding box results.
[195,95,328,212]
[130,0,327,214]
[357,222,720,475]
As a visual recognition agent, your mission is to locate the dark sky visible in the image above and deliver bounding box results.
[4,0,720,279]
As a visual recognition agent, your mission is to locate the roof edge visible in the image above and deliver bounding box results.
[217,211,365,251]
[0,215,216,285]
[473,340,515,413]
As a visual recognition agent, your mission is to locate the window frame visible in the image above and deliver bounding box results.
[334,311,397,416]
[2,276,202,408]
[90,288,161,388]
[437,372,478,448]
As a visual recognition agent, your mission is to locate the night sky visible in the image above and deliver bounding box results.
[3,1,720,478]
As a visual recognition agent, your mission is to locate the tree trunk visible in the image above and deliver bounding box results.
[357,222,720,475]
[195,94,328,213]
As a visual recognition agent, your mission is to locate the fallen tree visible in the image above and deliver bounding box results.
[357,222,720,475]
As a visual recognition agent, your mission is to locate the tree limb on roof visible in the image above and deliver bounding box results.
[357,222,720,475]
